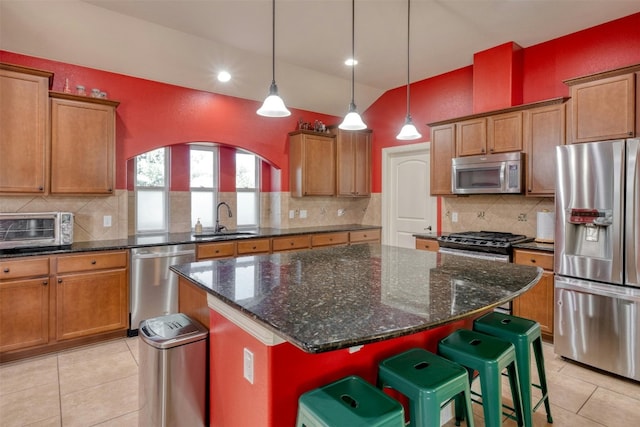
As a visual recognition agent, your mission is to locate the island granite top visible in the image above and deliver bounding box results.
[171,243,542,354]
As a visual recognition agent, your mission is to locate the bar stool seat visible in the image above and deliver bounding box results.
[438,329,524,427]
[296,375,405,427]
[378,348,475,427]
[473,312,553,426]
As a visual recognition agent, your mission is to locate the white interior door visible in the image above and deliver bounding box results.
[382,143,437,248]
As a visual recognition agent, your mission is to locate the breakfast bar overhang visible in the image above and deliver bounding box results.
[171,244,542,426]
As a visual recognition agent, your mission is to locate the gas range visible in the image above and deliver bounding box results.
[437,231,532,256]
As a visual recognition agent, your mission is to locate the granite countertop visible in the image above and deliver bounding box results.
[171,244,542,354]
[0,224,380,258]
[513,240,554,253]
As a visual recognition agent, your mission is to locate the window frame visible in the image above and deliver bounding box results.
[190,145,219,230]
[235,151,260,230]
[134,147,170,234]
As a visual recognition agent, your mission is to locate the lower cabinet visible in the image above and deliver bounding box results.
[0,250,129,361]
[512,249,554,338]
[415,237,439,252]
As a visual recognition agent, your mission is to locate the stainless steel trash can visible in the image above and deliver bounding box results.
[139,313,208,427]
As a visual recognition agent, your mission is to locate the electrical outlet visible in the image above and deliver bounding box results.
[243,348,254,384]
[337,209,345,217]
[289,210,295,219]
[103,215,112,227]
[300,209,307,219]
[451,212,458,223]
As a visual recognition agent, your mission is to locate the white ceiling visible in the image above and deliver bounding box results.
[2,1,640,116]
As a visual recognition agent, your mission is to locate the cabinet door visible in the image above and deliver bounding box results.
[512,272,554,335]
[415,238,439,252]
[570,73,635,143]
[50,96,116,194]
[197,242,236,260]
[456,118,487,156]
[303,135,335,196]
[349,229,381,244]
[56,269,128,341]
[0,277,50,352]
[0,68,50,194]
[430,124,456,195]
[336,130,371,197]
[524,103,566,195]
[487,111,523,153]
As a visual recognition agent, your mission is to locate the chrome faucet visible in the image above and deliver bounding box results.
[215,201,233,233]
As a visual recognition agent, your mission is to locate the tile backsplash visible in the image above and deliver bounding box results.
[441,194,555,238]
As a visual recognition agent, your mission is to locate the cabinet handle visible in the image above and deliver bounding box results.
[3,268,9,273]
[629,131,634,136]
[58,279,63,283]
[42,281,48,286]
[38,186,44,191]
[252,246,257,250]
[530,259,536,263]
[108,188,113,192]
[215,250,220,254]
[91,260,97,265]
[481,148,486,153]
[290,242,294,246]
[489,148,494,153]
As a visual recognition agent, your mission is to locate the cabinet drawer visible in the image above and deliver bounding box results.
[237,239,271,255]
[513,249,553,271]
[1,257,50,280]
[415,238,439,252]
[349,229,381,243]
[311,232,349,247]
[56,251,128,274]
[197,242,236,260]
[272,235,310,252]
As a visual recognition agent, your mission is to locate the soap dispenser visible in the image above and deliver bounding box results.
[195,218,203,234]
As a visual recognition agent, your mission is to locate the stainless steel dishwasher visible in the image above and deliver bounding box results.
[129,244,196,335]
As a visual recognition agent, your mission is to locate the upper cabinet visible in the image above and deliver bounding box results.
[455,111,523,157]
[289,131,336,197]
[455,118,487,156]
[0,64,53,194]
[523,103,566,196]
[565,65,639,143]
[333,128,372,197]
[50,93,119,195]
[430,124,456,196]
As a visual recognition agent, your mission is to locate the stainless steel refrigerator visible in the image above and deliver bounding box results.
[555,138,640,381]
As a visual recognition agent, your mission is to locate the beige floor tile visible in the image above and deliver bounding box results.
[58,350,138,396]
[125,337,139,366]
[559,361,640,400]
[60,375,138,427]
[578,387,640,425]
[92,410,138,427]
[57,339,130,366]
[21,416,61,427]
[0,355,58,396]
[545,366,597,413]
[0,382,60,427]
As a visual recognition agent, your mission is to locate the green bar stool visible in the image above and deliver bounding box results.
[377,348,475,427]
[296,375,405,427]
[473,312,553,426]
[438,329,524,427]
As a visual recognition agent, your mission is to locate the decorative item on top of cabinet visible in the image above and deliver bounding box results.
[289,130,336,197]
[330,127,372,197]
[523,100,567,196]
[0,63,53,194]
[49,92,120,195]
[512,248,554,339]
[564,64,640,144]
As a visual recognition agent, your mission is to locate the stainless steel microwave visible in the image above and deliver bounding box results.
[451,152,523,194]
[0,212,74,250]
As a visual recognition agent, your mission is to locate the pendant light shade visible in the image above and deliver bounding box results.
[257,0,290,117]
[396,0,421,140]
[339,0,367,130]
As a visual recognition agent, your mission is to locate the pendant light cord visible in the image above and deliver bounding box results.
[271,0,276,85]
[350,0,355,106]
[406,0,411,117]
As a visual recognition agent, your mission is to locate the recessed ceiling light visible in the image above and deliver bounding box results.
[344,58,358,66]
[217,71,231,82]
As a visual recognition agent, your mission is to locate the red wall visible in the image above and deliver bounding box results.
[2,12,640,195]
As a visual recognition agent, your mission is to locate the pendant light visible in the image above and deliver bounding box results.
[339,0,367,130]
[396,0,422,140]
[257,0,291,117]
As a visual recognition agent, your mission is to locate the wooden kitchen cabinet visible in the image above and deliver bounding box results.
[289,131,336,197]
[456,117,487,156]
[50,92,119,194]
[512,249,554,338]
[54,250,128,341]
[566,72,636,143]
[272,235,310,252]
[349,229,381,244]
[197,241,236,260]
[0,64,53,194]
[415,237,439,252]
[487,111,523,154]
[0,257,51,353]
[523,102,566,196]
[429,124,456,196]
[333,128,372,197]
[237,238,271,255]
[311,232,349,248]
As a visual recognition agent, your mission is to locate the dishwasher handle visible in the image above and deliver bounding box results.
[132,249,196,260]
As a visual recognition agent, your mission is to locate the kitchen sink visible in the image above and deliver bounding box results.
[193,231,257,239]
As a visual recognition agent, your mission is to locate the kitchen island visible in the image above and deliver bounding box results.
[171,243,542,426]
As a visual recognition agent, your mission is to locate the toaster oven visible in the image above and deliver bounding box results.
[0,212,74,251]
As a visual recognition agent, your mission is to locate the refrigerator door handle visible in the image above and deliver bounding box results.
[555,275,640,303]
[627,139,640,287]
